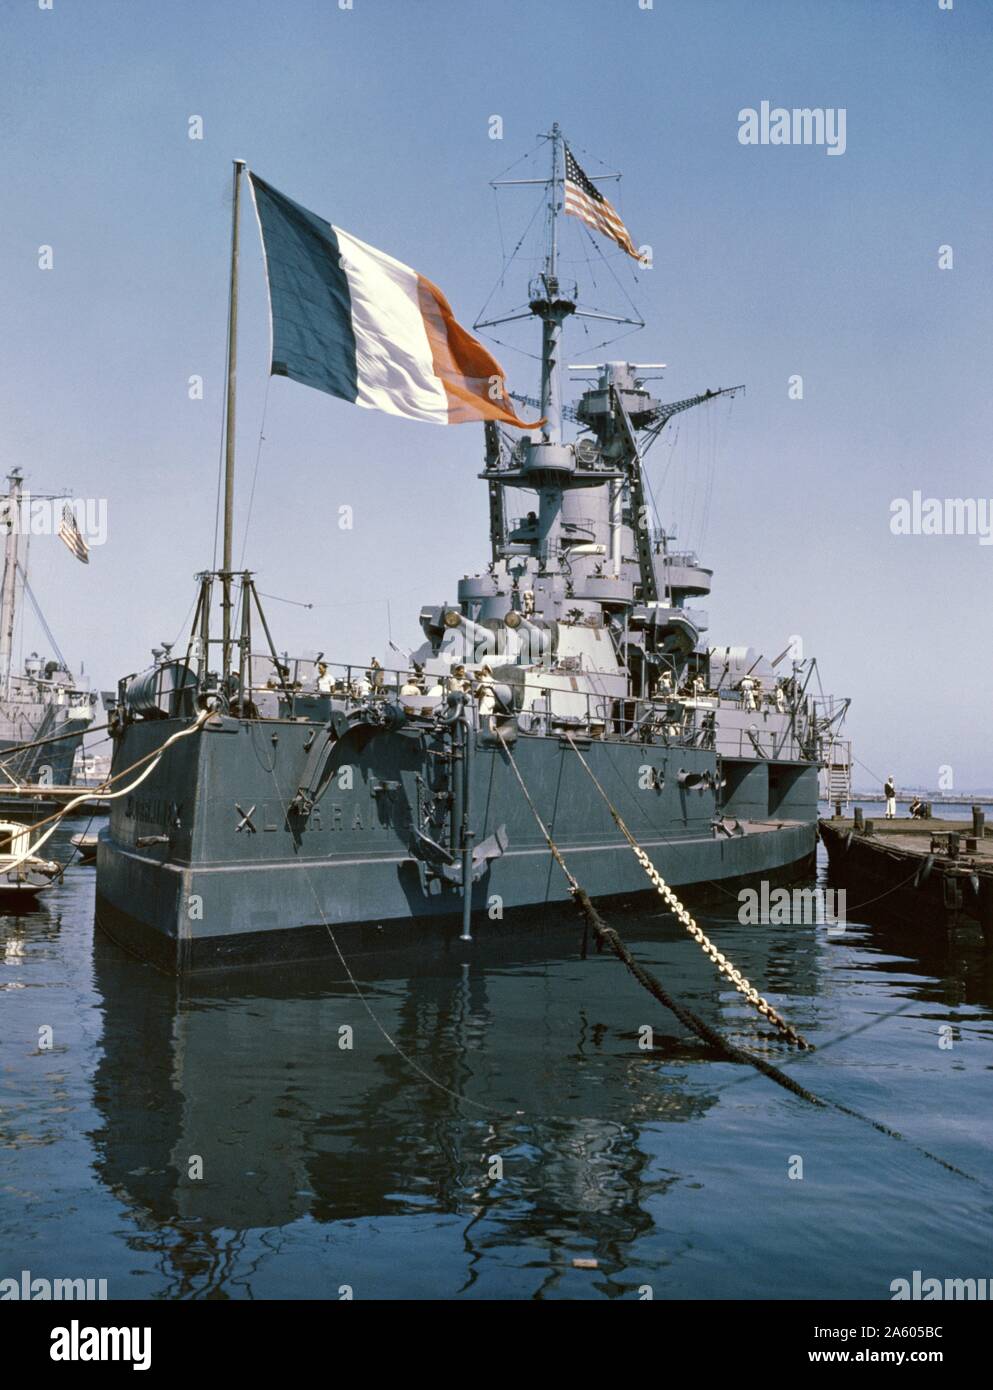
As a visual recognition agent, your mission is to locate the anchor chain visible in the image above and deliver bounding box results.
[565,735,813,1050]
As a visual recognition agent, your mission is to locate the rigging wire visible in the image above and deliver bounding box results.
[568,322,646,359]
[168,591,200,654]
[15,563,68,671]
[492,185,506,270]
[643,394,735,557]
[211,262,234,571]
[575,223,645,326]
[255,727,505,1118]
[256,590,314,610]
[238,376,272,569]
[474,190,546,329]
[488,134,546,184]
[853,753,887,787]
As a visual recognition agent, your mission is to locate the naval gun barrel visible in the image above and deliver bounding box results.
[442,609,499,663]
[503,611,553,663]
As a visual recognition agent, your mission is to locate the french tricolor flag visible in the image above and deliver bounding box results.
[248,173,538,429]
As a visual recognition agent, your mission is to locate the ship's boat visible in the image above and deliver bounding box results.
[94,128,850,973]
[70,832,100,864]
[0,820,62,897]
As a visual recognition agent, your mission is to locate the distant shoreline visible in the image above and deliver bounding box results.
[823,795,993,807]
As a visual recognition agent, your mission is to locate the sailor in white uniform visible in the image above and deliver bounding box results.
[399,670,423,697]
[475,664,497,730]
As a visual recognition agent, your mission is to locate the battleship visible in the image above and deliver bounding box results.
[0,469,98,798]
[95,128,850,973]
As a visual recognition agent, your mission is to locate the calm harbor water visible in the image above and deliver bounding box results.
[2,815,991,1301]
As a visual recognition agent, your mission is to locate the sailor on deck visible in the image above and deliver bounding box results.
[740,676,757,711]
[475,664,497,730]
[400,668,423,697]
[316,661,333,694]
[447,663,471,694]
[657,669,674,699]
[774,681,787,714]
[399,668,424,714]
[691,674,706,699]
[884,776,897,819]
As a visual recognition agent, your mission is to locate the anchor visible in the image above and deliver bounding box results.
[412,823,509,887]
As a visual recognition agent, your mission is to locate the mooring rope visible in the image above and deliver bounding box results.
[0,720,112,767]
[497,731,989,1185]
[564,733,812,1049]
[572,886,826,1103]
[256,726,501,1117]
[496,732,820,1101]
[1,710,212,873]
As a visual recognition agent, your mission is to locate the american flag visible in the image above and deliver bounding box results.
[563,145,641,260]
[58,502,89,564]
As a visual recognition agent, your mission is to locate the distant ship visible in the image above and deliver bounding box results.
[96,127,851,973]
[0,469,98,792]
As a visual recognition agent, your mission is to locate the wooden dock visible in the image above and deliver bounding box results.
[819,815,993,939]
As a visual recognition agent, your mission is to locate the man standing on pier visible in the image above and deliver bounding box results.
[884,775,897,819]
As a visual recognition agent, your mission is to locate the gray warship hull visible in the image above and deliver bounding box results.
[95,711,818,973]
[0,713,92,787]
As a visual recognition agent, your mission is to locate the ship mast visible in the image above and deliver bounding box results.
[0,469,24,699]
[478,124,642,440]
[220,159,246,678]
[535,123,572,443]
[183,158,291,709]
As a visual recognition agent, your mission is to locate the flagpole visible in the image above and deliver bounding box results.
[221,158,246,678]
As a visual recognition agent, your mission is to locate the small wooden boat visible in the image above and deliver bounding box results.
[0,820,63,899]
[70,832,99,864]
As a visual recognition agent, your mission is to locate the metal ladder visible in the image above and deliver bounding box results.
[822,737,852,806]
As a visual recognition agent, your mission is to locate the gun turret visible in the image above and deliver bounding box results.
[442,610,499,664]
[504,611,554,665]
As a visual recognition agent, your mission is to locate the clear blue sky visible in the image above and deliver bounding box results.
[2,0,991,786]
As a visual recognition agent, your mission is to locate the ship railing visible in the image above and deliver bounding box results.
[513,680,707,743]
[249,655,426,704]
[125,650,809,753]
[244,654,747,747]
[247,654,700,743]
[507,515,598,536]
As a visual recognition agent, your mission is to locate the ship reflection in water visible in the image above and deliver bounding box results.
[1,825,992,1300]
